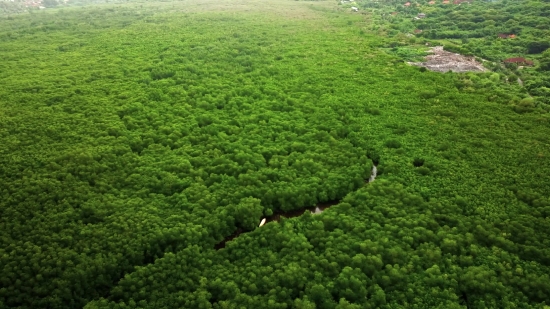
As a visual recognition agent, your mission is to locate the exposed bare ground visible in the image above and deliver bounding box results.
[408,46,487,73]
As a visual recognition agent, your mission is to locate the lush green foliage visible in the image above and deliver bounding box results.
[356,0,550,105]
[1,1,549,308]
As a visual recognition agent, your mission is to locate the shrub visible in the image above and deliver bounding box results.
[385,139,401,149]
[416,166,431,175]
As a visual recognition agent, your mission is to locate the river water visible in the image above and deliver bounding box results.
[215,164,378,249]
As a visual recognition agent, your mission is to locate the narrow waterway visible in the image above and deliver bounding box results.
[215,164,378,250]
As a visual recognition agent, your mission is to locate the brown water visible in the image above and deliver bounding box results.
[215,164,378,250]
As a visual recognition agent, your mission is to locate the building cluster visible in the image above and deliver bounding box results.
[20,0,69,8]
[405,0,471,6]
[24,0,44,8]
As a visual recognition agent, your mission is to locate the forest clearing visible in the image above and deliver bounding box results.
[0,0,549,308]
[408,46,487,72]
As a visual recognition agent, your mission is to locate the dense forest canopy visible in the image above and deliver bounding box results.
[1,0,549,308]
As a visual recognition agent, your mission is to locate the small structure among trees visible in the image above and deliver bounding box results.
[504,57,534,66]
[498,33,516,39]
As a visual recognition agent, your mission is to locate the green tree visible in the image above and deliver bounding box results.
[232,197,264,231]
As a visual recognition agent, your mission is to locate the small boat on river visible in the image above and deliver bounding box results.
[259,218,267,227]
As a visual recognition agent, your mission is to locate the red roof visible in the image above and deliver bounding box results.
[405,2,411,6]
[504,57,533,65]
[499,33,517,39]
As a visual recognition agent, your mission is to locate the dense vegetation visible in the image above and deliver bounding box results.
[353,0,550,105]
[1,0,549,308]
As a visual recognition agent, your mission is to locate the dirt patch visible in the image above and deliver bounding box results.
[408,46,487,73]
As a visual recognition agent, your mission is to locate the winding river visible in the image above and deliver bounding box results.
[215,164,378,250]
